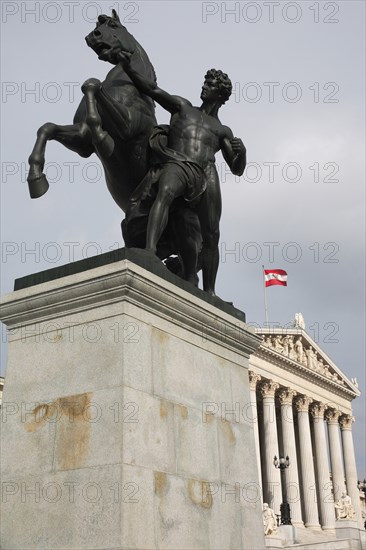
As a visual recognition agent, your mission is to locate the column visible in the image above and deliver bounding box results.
[310,402,335,530]
[340,414,363,528]
[278,387,303,526]
[294,396,320,529]
[249,371,262,492]
[259,380,281,515]
[325,408,345,502]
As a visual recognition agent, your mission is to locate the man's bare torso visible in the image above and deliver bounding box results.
[167,102,229,168]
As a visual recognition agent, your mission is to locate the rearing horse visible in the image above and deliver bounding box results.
[28,10,157,212]
[28,10,202,281]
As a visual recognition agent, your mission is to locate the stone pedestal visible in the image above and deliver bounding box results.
[336,520,362,550]
[278,524,296,545]
[264,534,282,549]
[360,528,366,550]
[0,249,265,550]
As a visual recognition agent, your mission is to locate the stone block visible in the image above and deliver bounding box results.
[0,464,123,550]
[121,315,153,394]
[217,419,258,485]
[264,534,283,548]
[122,386,176,473]
[52,386,125,471]
[0,256,263,549]
[121,463,156,549]
[4,315,125,403]
[174,403,220,480]
[151,328,233,411]
[278,524,296,545]
[336,520,362,549]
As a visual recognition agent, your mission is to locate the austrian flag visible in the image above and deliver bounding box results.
[264,269,288,287]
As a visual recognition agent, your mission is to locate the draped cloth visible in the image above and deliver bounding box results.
[128,124,206,205]
[123,125,204,252]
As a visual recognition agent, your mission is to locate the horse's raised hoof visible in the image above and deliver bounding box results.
[27,173,49,199]
[81,78,101,95]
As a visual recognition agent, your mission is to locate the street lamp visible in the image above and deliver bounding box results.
[273,455,292,525]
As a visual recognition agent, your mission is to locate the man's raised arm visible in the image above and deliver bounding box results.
[118,51,184,114]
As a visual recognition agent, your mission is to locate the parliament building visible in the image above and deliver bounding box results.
[249,314,365,547]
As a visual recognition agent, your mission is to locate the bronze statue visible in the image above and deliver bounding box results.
[27,10,247,296]
[28,10,156,211]
[119,53,246,295]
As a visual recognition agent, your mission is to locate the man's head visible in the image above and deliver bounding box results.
[201,69,232,104]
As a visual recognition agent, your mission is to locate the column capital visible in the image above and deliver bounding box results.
[259,380,279,398]
[310,402,326,420]
[248,370,261,390]
[339,414,355,431]
[278,387,297,405]
[325,408,342,425]
[294,395,313,413]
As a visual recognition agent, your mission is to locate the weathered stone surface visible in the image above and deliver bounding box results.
[0,465,123,550]
[122,386,175,472]
[174,403,220,480]
[151,328,233,410]
[0,257,264,549]
[217,419,258,486]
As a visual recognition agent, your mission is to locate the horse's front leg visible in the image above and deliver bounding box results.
[28,121,93,198]
[81,79,115,158]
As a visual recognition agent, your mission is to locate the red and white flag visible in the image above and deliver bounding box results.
[264,269,288,287]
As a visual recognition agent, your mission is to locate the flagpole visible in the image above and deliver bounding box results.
[262,265,269,326]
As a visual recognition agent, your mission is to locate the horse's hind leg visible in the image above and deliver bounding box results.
[81,78,115,158]
[28,122,93,198]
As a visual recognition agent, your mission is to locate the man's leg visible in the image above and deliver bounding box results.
[196,163,222,295]
[146,165,186,253]
[175,206,202,286]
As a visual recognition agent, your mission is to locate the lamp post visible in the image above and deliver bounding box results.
[273,455,292,525]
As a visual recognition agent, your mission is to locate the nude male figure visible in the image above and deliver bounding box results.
[119,52,246,295]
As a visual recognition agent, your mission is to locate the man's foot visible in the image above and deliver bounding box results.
[205,289,216,297]
[186,274,199,287]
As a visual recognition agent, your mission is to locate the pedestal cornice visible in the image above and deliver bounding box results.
[0,254,261,359]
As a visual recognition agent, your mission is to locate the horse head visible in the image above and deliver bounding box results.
[85,10,136,65]
[85,10,157,89]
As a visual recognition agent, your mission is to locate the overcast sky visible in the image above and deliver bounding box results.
[1,1,365,476]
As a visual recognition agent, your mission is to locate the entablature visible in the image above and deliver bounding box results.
[254,327,360,401]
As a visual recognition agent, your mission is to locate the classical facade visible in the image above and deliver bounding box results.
[248,315,364,534]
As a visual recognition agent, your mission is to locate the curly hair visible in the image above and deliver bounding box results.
[204,69,232,104]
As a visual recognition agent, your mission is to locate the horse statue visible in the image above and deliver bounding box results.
[27,10,201,280]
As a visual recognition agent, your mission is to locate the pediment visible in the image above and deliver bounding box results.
[255,327,360,398]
